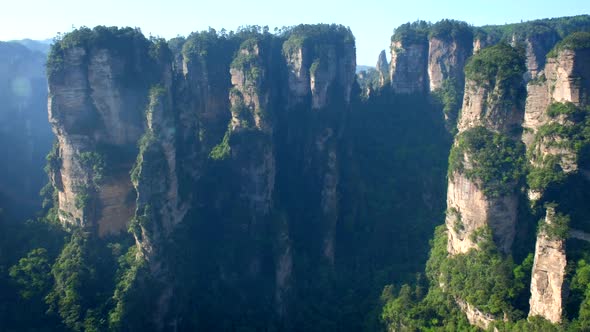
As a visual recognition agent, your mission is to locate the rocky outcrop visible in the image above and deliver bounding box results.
[472,38,492,54]
[179,34,233,158]
[390,39,429,94]
[522,81,552,147]
[549,49,590,104]
[523,31,560,81]
[456,297,499,329]
[376,50,389,87]
[47,27,172,240]
[457,44,527,136]
[132,83,188,266]
[446,172,517,254]
[282,28,355,265]
[46,25,355,329]
[524,34,590,325]
[284,45,310,106]
[523,41,590,199]
[284,35,355,109]
[310,45,355,109]
[472,31,500,54]
[47,42,151,234]
[228,39,275,214]
[524,46,590,146]
[457,79,525,135]
[446,44,525,257]
[529,207,567,323]
[442,44,527,327]
[428,37,472,92]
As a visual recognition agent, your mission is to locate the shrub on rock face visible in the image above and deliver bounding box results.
[448,126,526,197]
[464,43,526,90]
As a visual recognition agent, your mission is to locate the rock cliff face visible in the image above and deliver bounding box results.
[529,207,567,323]
[455,297,498,329]
[522,37,590,323]
[441,44,526,324]
[446,44,525,258]
[523,31,560,81]
[32,19,590,332]
[524,48,590,145]
[281,29,355,266]
[228,40,276,214]
[179,35,233,160]
[284,35,355,109]
[0,42,52,217]
[445,172,518,254]
[47,40,156,235]
[284,45,310,106]
[427,37,471,92]
[549,49,590,104]
[131,82,187,267]
[46,26,357,330]
[390,40,428,94]
[457,79,525,135]
[376,49,389,87]
[523,42,590,201]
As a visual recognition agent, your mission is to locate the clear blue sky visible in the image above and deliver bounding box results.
[1,0,589,65]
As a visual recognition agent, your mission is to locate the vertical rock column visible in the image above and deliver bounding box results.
[129,59,189,330]
[178,33,234,177]
[427,21,473,126]
[523,38,590,200]
[442,44,526,328]
[226,37,285,317]
[446,43,526,255]
[376,49,389,87]
[228,38,275,215]
[427,30,472,92]
[529,206,568,323]
[282,27,355,267]
[522,31,559,81]
[389,37,429,94]
[47,36,156,236]
[132,82,187,269]
[525,33,590,323]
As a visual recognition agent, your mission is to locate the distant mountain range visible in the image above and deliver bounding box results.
[8,38,52,54]
[356,64,373,73]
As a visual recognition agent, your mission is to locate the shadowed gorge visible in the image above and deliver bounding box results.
[1,15,590,332]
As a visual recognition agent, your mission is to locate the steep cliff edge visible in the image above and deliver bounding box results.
[281,25,355,266]
[446,44,526,255]
[439,43,527,325]
[427,20,474,126]
[522,29,560,81]
[46,28,169,236]
[389,22,429,94]
[529,206,568,323]
[177,30,234,174]
[427,20,473,92]
[524,32,590,200]
[523,32,590,324]
[131,82,187,268]
[376,49,389,87]
[225,37,280,217]
[457,44,526,134]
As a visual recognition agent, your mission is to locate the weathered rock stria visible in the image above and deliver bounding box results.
[529,207,567,323]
